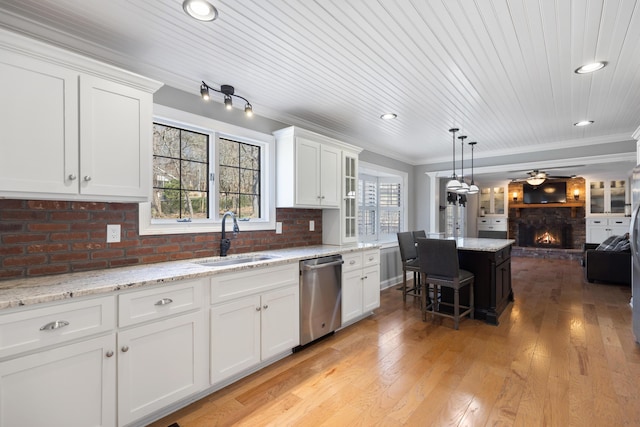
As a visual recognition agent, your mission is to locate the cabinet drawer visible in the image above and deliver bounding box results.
[362,250,380,267]
[210,263,298,305]
[0,296,115,359]
[342,252,363,272]
[495,246,511,263]
[586,218,607,226]
[119,279,204,327]
[609,217,630,227]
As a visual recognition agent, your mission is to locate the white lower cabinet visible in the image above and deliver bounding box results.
[0,334,116,427]
[586,217,630,243]
[209,263,299,385]
[117,310,207,426]
[341,249,381,325]
[210,284,299,384]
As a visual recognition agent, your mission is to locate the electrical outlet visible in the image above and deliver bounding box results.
[106,224,121,243]
[309,220,315,231]
[275,222,283,234]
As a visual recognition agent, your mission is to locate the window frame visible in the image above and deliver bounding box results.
[358,161,408,244]
[139,104,275,235]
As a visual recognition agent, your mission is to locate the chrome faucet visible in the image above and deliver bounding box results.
[220,211,240,256]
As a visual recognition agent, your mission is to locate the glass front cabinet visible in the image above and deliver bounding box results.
[322,150,361,245]
[479,186,506,215]
[588,179,627,215]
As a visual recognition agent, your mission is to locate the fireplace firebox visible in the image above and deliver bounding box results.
[517,222,572,248]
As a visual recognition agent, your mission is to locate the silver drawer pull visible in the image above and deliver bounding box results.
[368,256,374,261]
[349,260,356,265]
[40,320,69,331]
[154,298,173,306]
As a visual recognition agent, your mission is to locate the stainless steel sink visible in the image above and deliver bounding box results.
[194,254,279,268]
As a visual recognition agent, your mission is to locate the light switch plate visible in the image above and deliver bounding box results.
[275,222,282,234]
[106,224,121,243]
[309,220,315,231]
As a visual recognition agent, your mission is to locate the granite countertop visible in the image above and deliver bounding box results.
[0,244,380,310]
[454,238,515,252]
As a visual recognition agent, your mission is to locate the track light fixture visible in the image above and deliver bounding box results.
[200,81,253,117]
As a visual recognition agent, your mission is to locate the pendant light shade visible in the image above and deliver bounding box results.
[468,141,479,194]
[446,128,461,190]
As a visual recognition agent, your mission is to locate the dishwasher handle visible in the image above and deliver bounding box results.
[301,259,344,271]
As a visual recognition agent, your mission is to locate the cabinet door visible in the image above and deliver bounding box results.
[79,74,151,199]
[589,181,606,214]
[117,311,206,426]
[261,286,300,360]
[210,295,261,384]
[362,265,381,312]
[587,226,610,244]
[342,269,364,324]
[0,50,79,196]
[343,152,358,243]
[0,334,116,427]
[320,144,341,207]
[295,137,321,206]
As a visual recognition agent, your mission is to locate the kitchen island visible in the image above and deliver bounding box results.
[440,238,515,325]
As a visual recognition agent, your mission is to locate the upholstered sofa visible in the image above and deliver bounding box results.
[583,241,631,285]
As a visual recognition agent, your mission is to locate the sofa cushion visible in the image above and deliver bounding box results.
[596,234,629,251]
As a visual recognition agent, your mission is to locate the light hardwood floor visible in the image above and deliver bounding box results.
[150,257,640,426]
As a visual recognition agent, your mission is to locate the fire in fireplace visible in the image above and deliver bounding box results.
[518,222,572,248]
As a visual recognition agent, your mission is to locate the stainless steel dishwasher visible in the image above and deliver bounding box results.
[299,254,343,346]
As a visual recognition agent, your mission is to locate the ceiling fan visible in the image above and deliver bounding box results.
[509,166,582,186]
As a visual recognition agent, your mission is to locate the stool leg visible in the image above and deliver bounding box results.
[454,288,460,330]
[402,268,407,302]
[421,282,427,321]
[469,281,475,320]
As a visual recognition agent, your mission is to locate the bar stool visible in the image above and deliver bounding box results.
[416,237,474,330]
[397,232,420,302]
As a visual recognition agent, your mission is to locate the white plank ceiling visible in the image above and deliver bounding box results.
[0,0,639,173]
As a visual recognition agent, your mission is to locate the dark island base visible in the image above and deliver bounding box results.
[436,244,514,326]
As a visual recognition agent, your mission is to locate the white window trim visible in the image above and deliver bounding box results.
[139,104,276,235]
[358,161,408,244]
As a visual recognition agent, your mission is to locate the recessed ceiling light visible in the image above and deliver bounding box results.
[183,0,218,21]
[574,120,594,127]
[574,62,607,74]
[380,113,397,120]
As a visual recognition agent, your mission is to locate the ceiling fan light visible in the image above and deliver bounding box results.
[574,61,607,74]
[526,177,546,186]
[183,0,218,21]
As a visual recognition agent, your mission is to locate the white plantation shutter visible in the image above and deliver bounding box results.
[358,174,402,242]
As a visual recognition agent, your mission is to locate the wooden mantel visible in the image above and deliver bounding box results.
[509,202,584,218]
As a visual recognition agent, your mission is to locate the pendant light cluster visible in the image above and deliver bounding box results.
[446,128,479,195]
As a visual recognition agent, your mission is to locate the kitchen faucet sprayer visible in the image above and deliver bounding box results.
[220,211,239,256]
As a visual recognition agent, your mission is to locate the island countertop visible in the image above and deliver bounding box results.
[0,244,380,310]
[453,238,515,252]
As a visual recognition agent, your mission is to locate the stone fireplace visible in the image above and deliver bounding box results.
[508,207,585,249]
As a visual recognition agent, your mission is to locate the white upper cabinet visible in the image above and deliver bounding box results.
[274,126,360,209]
[0,28,162,202]
[587,178,628,216]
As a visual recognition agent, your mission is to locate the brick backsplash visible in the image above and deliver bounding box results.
[0,200,323,280]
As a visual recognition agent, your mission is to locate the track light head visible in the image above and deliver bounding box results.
[244,103,253,117]
[200,84,210,101]
[224,95,233,109]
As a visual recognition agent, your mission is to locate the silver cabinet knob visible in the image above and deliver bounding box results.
[154,298,173,306]
[256,307,261,311]
[121,345,129,353]
[68,174,77,180]
[83,176,92,181]
[40,320,69,331]
[106,350,114,358]
[263,304,268,310]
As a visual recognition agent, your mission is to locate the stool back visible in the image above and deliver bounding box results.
[416,238,459,278]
